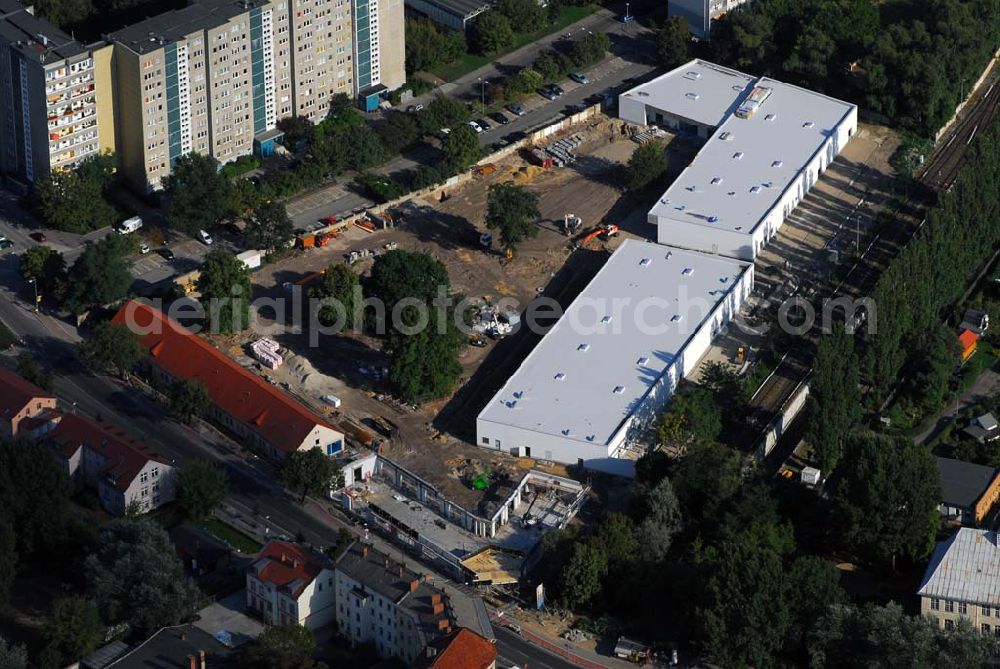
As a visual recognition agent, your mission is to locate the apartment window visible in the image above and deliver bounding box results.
[960,602,968,615]
[984,624,992,635]
[931,599,940,611]
[985,606,992,617]
[945,620,955,631]
[945,600,954,613]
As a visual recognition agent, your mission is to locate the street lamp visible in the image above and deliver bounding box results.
[478,77,485,111]
[27,278,37,312]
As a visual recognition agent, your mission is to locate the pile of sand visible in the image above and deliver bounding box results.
[283,353,344,395]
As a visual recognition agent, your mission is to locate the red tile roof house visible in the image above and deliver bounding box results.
[247,540,338,631]
[0,368,57,441]
[416,628,497,669]
[45,413,177,516]
[112,300,345,462]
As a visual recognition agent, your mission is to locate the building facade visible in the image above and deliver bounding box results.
[247,540,338,629]
[919,528,1000,636]
[0,0,114,184]
[334,541,452,664]
[0,368,57,441]
[669,0,752,40]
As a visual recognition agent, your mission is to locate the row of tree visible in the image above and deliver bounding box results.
[710,0,999,136]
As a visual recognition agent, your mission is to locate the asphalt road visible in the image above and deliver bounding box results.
[495,626,581,669]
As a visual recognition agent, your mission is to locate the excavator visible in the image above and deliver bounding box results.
[572,223,619,250]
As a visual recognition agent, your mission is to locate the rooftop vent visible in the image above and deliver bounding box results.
[577,343,590,352]
[771,160,783,168]
[765,113,776,121]
[671,314,683,322]
[711,177,723,185]
[707,215,718,223]
[659,198,670,205]
[720,276,730,283]
[734,226,743,231]
[554,372,566,381]
[803,121,815,128]
[686,186,697,192]
[613,385,625,394]
[665,251,673,259]
[749,186,761,194]
[733,151,744,160]
[719,131,732,140]
[686,71,702,79]
[685,92,700,100]
[682,267,694,276]
[562,429,570,435]
[637,356,649,365]
[639,258,651,267]
[601,315,613,324]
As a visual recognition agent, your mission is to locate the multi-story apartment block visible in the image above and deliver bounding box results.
[354,0,404,110]
[334,540,453,664]
[670,0,751,40]
[919,528,1000,635]
[247,540,338,629]
[109,0,292,191]
[0,0,114,183]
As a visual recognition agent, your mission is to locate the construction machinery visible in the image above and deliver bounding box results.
[573,223,619,250]
[562,213,583,236]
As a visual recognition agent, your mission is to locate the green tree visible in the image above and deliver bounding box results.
[638,477,682,561]
[485,182,540,251]
[471,11,514,55]
[655,16,690,70]
[424,94,470,130]
[80,322,146,378]
[672,440,743,528]
[32,153,116,233]
[257,624,317,656]
[165,152,233,235]
[908,322,960,412]
[196,249,253,334]
[85,519,200,631]
[387,317,464,403]
[0,636,27,669]
[496,0,544,31]
[785,555,844,642]
[405,18,465,73]
[506,68,543,97]
[42,597,103,667]
[831,432,941,568]
[657,386,722,446]
[167,378,211,424]
[559,542,607,609]
[569,32,610,68]
[783,25,836,83]
[595,512,638,565]
[276,116,315,149]
[310,264,361,330]
[281,448,340,503]
[533,51,563,83]
[16,353,53,392]
[626,141,666,191]
[344,124,388,171]
[368,250,450,309]
[807,326,861,473]
[80,322,146,379]
[442,124,481,171]
[0,440,73,557]
[177,459,228,521]
[810,602,997,668]
[19,245,67,305]
[0,520,15,608]
[65,233,132,314]
[245,200,294,256]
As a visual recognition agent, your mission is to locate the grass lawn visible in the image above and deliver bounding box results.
[429,5,598,83]
[200,517,263,555]
[0,320,15,351]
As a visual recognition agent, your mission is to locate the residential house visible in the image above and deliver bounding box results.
[246,540,337,630]
[85,623,232,668]
[960,308,990,336]
[416,627,496,669]
[936,457,1000,526]
[334,540,452,664]
[960,329,979,362]
[964,413,1000,444]
[112,301,345,461]
[46,413,177,516]
[919,528,1000,635]
[0,368,57,441]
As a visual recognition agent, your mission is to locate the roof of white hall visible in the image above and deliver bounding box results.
[918,528,1000,606]
[619,59,756,128]
[646,73,857,236]
[477,239,750,448]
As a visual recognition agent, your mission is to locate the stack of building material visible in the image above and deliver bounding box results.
[251,338,283,370]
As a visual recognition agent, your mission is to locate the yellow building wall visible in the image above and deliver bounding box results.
[92,43,116,156]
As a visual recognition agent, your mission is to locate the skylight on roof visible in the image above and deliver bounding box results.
[671,314,683,322]
[639,257,651,266]
[765,113,776,121]
[637,356,649,365]
[803,121,815,128]
[771,160,783,167]
[554,372,566,381]
[733,151,744,160]
[577,343,590,351]
[686,92,700,100]
[750,185,761,194]
[613,385,625,394]
[711,177,722,185]
[682,267,694,275]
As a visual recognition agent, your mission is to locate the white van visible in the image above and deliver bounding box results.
[117,216,143,234]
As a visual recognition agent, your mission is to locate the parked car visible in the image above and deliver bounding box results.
[549,84,565,96]
[468,120,483,134]
[406,104,424,112]
[157,248,175,261]
[0,237,12,250]
[538,87,559,101]
[491,111,511,125]
[198,229,214,245]
[506,103,526,116]
[569,72,589,85]
[438,128,451,140]
[139,242,151,254]
[477,118,492,131]
[29,231,46,242]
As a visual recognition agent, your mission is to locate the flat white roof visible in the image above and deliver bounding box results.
[478,240,750,447]
[646,74,856,235]
[619,59,755,128]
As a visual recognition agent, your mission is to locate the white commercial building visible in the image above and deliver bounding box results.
[476,239,752,477]
[620,60,858,261]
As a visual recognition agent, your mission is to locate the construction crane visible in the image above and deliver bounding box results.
[572,223,619,250]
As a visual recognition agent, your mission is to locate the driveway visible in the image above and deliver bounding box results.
[915,367,1000,445]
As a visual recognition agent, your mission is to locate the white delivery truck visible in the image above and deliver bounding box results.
[236,249,262,270]
[117,216,143,234]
